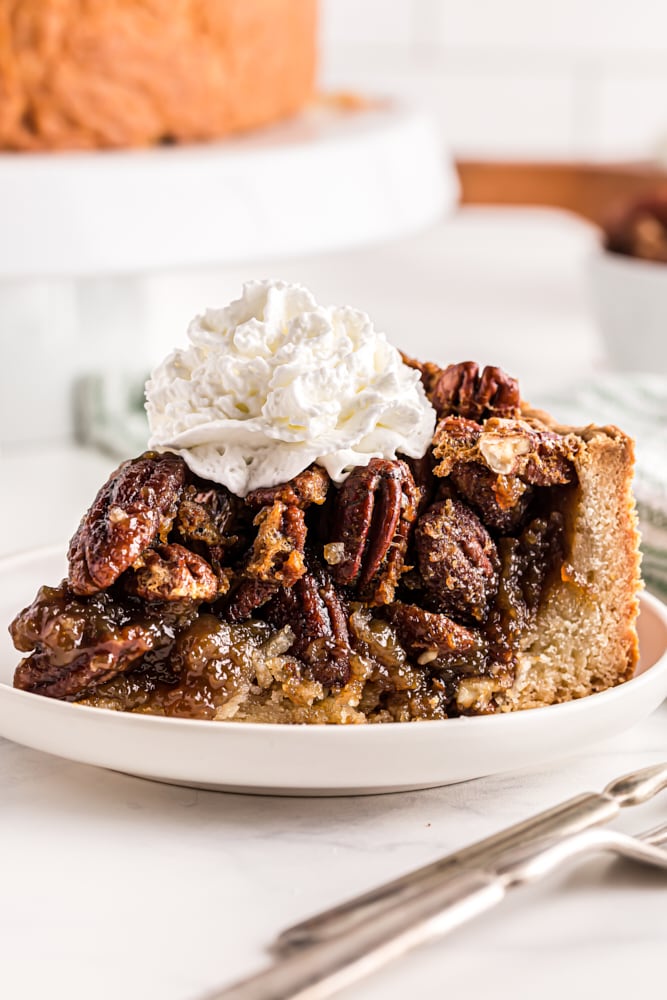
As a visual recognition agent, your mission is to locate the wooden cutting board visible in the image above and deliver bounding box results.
[455,159,667,225]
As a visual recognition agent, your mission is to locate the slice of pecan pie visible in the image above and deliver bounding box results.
[9,360,641,723]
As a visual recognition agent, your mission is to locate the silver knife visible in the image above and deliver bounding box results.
[205,868,504,1000]
[276,762,667,951]
[204,819,667,1000]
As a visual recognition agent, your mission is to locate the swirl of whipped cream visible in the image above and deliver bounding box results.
[146,280,436,497]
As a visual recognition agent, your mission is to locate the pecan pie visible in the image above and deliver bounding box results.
[9,360,641,723]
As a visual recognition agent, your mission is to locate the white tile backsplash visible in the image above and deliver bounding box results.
[435,0,667,53]
[587,73,667,157]
[320,0,667,157]
[435,73,576,156]
[321,0,417,44]
[323,50,575,155]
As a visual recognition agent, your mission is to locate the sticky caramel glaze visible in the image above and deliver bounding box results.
[80,616,292,719]
[80,489,573,724]
[11,583,197,700]
[83,610,449,724]
[13,478,579,722]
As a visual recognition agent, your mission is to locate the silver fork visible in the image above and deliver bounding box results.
[204,818,667,1000]
[277,762,667,951]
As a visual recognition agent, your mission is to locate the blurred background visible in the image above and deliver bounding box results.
[1,0,667,583]
[322,0,667,159]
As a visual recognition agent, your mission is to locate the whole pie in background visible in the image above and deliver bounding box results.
[0,0,317,150]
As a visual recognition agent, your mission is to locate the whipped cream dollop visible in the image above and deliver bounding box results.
[146,280,436,496]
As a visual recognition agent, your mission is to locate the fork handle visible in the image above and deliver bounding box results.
[276,791,615,951]
[205,870,503,1000]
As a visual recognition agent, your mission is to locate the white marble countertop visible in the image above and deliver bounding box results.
[1,209,666,1000]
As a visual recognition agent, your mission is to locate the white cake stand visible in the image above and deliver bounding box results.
[0,102,453,276]
[0,102,455,447]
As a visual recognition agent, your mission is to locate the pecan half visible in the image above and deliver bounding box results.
[433,415,483,454]
[434,416,576,485]
[68,452,187,596]
[174,484,244,588]
[220,495,311,621]
[245,466,330,509]
[326,458,420,604]
[11,582,194,699]
[432,415,577,531]
[445,463,533,534]
[430,362,521,421]
[124,544,221,603]
[246,502,307,588]
[416,499,499,623]
[385,601,486,669]
[223,579,278,624]
[264,565,351,686]
[175,485,241,548]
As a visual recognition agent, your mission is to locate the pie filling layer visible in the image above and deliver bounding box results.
[10,361,582,723]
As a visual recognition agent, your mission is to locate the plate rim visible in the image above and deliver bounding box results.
[2,543,666,738]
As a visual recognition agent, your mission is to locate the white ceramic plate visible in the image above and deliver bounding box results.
[2,547,667,796]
